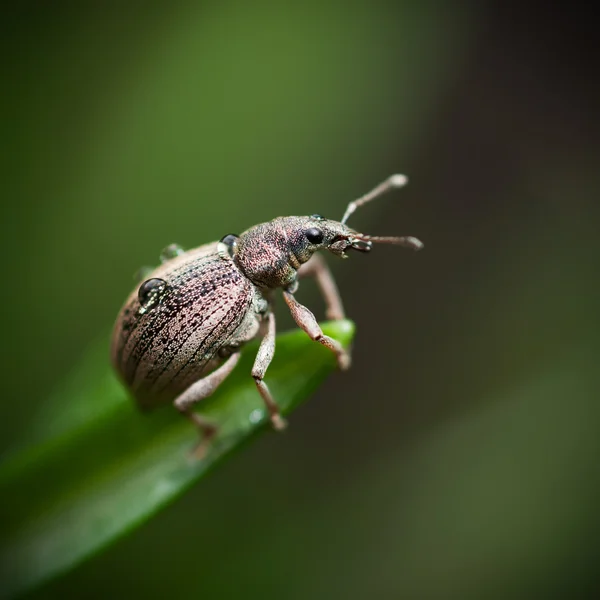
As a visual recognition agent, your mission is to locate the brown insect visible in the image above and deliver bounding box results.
[111,174,423,456]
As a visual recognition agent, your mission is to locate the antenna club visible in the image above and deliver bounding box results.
[406,236,424,251]
[389,174,408,187]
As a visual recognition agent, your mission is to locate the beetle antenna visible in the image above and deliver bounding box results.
[341,174,408,225]
[361,234,424,251]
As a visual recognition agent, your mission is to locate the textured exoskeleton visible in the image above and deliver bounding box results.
[111,174,423,456]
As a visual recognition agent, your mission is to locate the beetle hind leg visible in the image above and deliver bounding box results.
[173,352,241,459]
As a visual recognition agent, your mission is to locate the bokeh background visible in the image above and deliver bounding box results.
[3,1,599,598]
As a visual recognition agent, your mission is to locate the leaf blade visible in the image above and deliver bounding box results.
[0,320,354,599]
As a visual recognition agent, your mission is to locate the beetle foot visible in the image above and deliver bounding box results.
[270,413,288,431]
[189,426,218,461]
[325,308,345,321]
[337,351,351,371]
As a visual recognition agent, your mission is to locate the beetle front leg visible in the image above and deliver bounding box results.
[283,290,351,370]
[252,312,287,431]
[173,352,241,458]
[296,253,345,320]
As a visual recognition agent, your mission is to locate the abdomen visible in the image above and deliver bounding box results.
[111,243,254,409]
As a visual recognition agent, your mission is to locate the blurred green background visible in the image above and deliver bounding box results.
[3,1,599,598]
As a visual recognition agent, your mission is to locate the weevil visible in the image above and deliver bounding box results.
[111,174,423,456]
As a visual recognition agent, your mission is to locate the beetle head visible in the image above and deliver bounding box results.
[279,213,424,260]
[282,173,424,261]
[233,174,423,289]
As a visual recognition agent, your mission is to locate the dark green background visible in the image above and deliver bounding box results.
[3,1,598,598]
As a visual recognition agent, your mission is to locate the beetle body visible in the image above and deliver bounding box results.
[111,242,268,410]
[111,174,423,456]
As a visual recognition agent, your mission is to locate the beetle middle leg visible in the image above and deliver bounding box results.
[296,253,345,320]
[252,312,287,431]
[173,352,241,458]
[283,290,351,371]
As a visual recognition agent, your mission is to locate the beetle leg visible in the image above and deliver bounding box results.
[283,290,351,371]
[173,352,241,458]
[252,312,287,431]
[296,253,345,320]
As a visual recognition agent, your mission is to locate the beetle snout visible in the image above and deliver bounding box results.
[349,238,372,252]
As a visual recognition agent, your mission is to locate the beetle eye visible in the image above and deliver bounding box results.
[219,234,239,258]
[305,227,324,244]
[310,214,325,221]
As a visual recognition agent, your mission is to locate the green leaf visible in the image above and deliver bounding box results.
[0,320,354,599]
